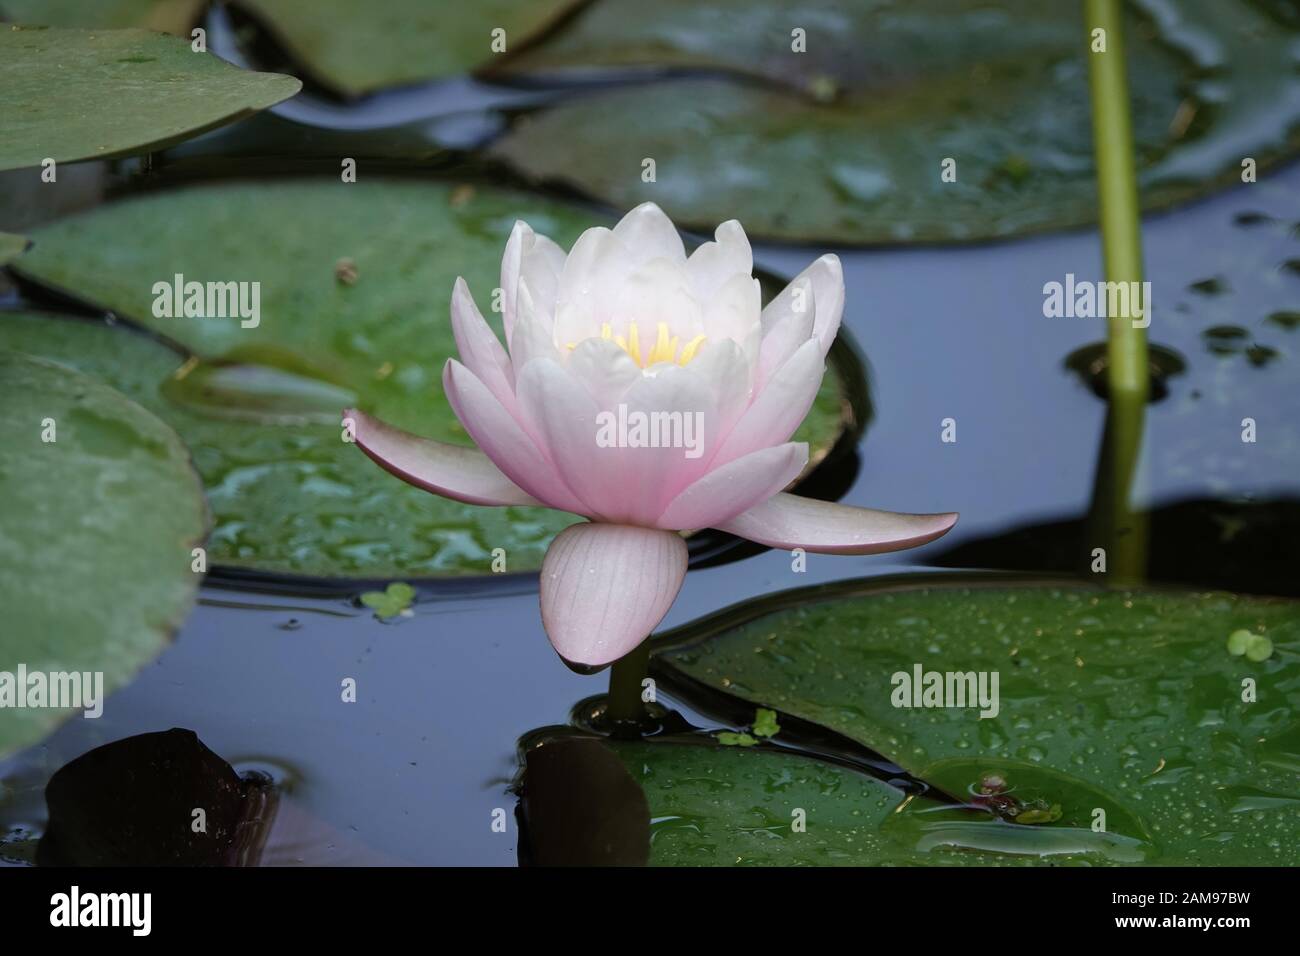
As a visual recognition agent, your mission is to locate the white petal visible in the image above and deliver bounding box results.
[540,523,687,666]
[612,202,686,263]
[347,407,539,506]
[657,442,807,531]
[687,219,752,298]
[713,337,824,467]
[442,359,587,515]
[718,493,958,554]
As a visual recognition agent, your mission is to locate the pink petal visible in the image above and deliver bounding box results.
[755,276,815,391]
[764,254,843,354]
[442,359,588,515]
[687,220,752,298]
[499,220,533,342]
[450,277,515,407]
[656,442,807,531]
[346,407,540,507]
[712,337,823,467]
[540,523,688,666]
[513,357,609,520]
[612,202,686,263]
[717,493,958,554]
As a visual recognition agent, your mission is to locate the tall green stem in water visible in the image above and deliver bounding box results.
[1085,0,1149,581]
[1085,0,1149,401]
[606,639,650,726]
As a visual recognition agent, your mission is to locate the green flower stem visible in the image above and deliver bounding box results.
[1085,0,1149,401]
[606,639,651,725]
[1086,0,1150,582]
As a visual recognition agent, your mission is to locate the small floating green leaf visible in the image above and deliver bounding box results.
[715,732,758,748]
[360,581,414,620]
[0,27,300,172]
[0,353,207,759]
[752,707,780,738]
[1227,628,1254,656]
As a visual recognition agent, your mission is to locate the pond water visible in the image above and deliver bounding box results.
[1,59,1297,865]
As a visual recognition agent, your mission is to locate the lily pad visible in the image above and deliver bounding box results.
[655,579,1300,864]
[0,352,207,758]
[0,0,203,34]
[596,736,1142,865]
[491,0,1300,243]
[7,181,854,577]
[232,0,584,97]
[0,26,301,172]
[0,231,27,264]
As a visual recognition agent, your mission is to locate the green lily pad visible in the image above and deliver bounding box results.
[232,0,584,97]
[0,352,207,758]
[0,0,203,34]
[7,180,854,577]
[656,579,1300,864]
[0,26,300,172]
[0,231,27,264]
[492,0,1300,243]
[601,737,1148,865]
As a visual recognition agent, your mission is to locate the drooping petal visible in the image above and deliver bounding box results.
[442,359,588,515]
[345,407,540,506]
[450,277,515,406]
[656,442,807,531]
[611,202,686,264]
[540,522,688,666]
[712,337,824,467]
[717,493,958,554]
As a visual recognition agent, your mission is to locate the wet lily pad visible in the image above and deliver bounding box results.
[0,26,300,172]
[656,579,1300,864]
[0,352,207,759]
[233,0,583,97]
[0,0,203,34]
[492,0,1300,243]
[595,736,1142,865]
[7,181,853,577]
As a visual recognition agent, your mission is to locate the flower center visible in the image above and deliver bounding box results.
[585,321,706,368]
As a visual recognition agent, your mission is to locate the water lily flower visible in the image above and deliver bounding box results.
[346,203,956,667]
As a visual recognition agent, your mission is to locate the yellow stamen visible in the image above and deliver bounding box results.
[678,335,707,365]
[576,321,707,367]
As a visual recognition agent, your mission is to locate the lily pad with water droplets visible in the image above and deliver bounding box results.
[7,180,855,577]
[0,352,207,759]
[655,578,1300,864]
[231,0,585,97]
[591,736,1147,866]
[491,0,1300,243]
[0,26,301,172]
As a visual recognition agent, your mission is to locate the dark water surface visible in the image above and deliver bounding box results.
[2,96,1297,864]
